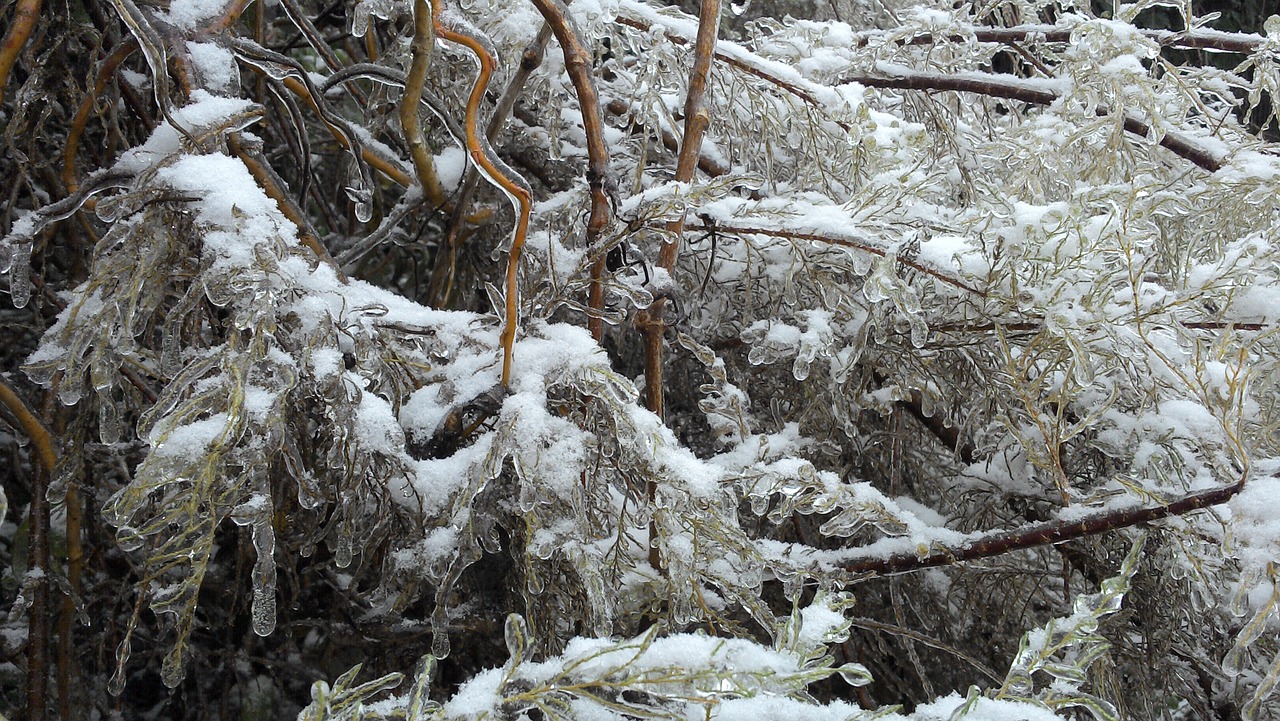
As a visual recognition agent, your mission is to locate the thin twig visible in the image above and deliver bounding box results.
[847,615,1002,683]
[65,41,138,199]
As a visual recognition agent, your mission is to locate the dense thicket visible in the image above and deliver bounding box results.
[3,0,1280,718]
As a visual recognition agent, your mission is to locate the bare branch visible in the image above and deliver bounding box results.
[842,482,1240,575]
[850,24,1267,55]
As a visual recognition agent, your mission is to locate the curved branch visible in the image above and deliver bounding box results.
[0,0,42,104]
[0,379,57,475]
[432,0,532,387]
[65,41,139,198]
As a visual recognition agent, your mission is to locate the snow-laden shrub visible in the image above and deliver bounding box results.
[2,0,1280,717]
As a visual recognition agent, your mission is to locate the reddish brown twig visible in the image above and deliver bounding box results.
[228,134,348,282]
[0,0,41,104]
[432,0,532,387]
[0,380,56,721]
[525,0,615,341]
[65,41,139,199]
[842,482,1240,575]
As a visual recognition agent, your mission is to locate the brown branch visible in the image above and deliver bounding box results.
[402,0,449,208]
[433,0,532,387]
[0,0,41,104]
[639,0,718,576]
[853,24,1266,56]
[617,15,1226,172]
[0,380,57,475]
[842,482,1240,575]
[432,24,550,307]
[848,70,1224,172]
[641,0,720,421]
[0,381,55,721]
[525,0,615,342]
[227,134,348,282]
[65,41,139,200]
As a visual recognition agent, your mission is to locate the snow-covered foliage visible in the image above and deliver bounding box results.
[2,0,1280,717]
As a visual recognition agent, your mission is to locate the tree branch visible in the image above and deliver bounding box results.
[617,14,1228,172]
[681,222,985,295]
[850,24,1266,55]
[402,0,449,208]
[0,380,55,721]
[842,482,1240,575]
[848,68,1225,172]
[525,0,615,340]
[0,379,57,475]
[0,0,41,104]
[432,0,532,387]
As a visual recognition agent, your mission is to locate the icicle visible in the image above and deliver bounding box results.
[346,178,373,224]
[161,646,186,688]
[108,636,133,696]
[98,394,123,445]
[504,613,535,666]
[7,243,32,309]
